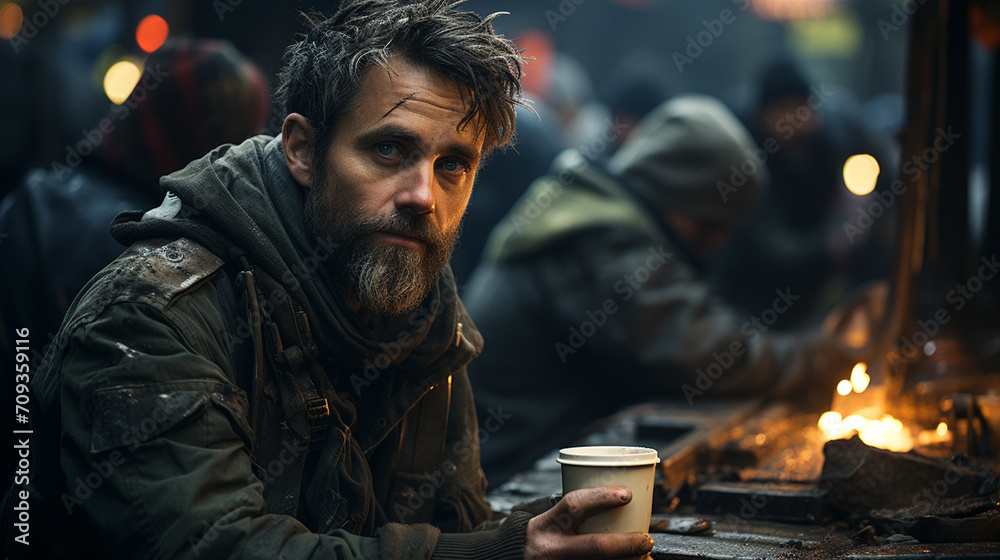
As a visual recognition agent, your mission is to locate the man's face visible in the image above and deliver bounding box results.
[304,56,484,316]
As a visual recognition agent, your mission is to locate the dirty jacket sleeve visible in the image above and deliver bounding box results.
[38,274,527,560]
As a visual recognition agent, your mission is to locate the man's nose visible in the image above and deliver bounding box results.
[394,163,436,215]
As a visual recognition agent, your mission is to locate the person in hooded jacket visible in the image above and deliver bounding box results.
[19,2,657,560]
[0,38,271,370]
[464,95,849,487]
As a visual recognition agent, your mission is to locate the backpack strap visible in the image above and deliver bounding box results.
[233,254,267,453]
[229,252,330,448]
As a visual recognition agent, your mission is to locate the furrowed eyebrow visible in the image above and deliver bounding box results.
[358,124,421,148]
[447,144,480,167]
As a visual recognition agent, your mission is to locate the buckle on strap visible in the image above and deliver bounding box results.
[306,398,330,422]
[305,397,330,447]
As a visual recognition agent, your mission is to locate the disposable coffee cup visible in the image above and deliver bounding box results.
[557,446,659,534]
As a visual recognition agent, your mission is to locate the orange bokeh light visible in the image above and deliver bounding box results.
[0,3,24,40]
[136,14,168,53]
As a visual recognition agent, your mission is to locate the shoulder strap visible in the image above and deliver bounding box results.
[233,254,267,453]
[229,253,330,448]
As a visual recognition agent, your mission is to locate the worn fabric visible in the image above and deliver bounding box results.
[464,99,832,485]
[28,136,528,559]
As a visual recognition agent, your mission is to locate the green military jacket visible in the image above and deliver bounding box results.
[27,137,529,560]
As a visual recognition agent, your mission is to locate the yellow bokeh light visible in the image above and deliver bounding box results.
[936,422,948,436]
[836,379,853,396]
[843,154,880,196]
[850,362,870,393]
[818,411,842,436]
[842,414,866,434]
[103,60,142,105]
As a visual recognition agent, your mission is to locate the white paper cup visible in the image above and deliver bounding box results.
[557,446,660,534]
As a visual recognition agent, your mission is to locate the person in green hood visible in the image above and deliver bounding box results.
[17,1,655,559]
[464,95,852,487]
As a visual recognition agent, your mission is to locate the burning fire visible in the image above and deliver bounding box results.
[818,362,951,452]
[818,410,914,451]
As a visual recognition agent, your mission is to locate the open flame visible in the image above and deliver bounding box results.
[818,410,914,451]
[818,362,950,452]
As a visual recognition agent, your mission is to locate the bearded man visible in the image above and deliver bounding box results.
[21,1,654,559]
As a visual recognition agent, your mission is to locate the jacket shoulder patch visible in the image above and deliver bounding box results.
[75,237,225,316]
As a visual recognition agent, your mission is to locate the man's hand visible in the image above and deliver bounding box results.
[524,486,654,560]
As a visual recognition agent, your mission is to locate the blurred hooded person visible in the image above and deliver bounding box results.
[0,38,270,362]
[464,95,847,486]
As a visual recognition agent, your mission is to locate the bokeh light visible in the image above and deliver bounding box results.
[0,2,23,39]
[136,14,168,53]
[849,362,870,393]
[936,421,948,437]
[836,379,853,396]
[104,60,143,105]
[818,411,842,434]
[843,153,880,196]
[752,0,839,20]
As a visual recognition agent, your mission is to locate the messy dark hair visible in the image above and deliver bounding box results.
[274,0,526,164]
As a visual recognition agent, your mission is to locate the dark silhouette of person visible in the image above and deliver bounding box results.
[0,38,270,364]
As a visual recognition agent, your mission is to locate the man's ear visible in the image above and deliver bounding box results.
[282,113,314,188]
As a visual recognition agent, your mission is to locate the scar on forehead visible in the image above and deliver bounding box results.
[380,92,417,120]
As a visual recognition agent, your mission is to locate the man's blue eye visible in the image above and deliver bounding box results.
[443,161,461,172]
[376,143,395,156]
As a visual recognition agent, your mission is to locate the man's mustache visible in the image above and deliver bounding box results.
[358,211,446,247]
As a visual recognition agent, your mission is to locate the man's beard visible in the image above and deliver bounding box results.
[304,186,457,317]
